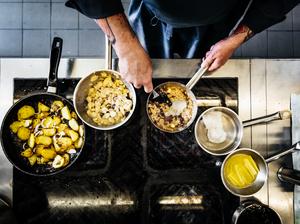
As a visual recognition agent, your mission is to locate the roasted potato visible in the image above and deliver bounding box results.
[21,148,33,158]
[28,133,35,148]
[28,154,37,166]
[40,149,56,160]
[10,121,23,133]
[51,100,64,111]
[18,105,35,120]
[62,154,70,167]
[17,127,31,140]
[38,102,50,112]
[42,128,56,137]
[35,136,52,146]
[74,137,83,149]
[68,130,79,142]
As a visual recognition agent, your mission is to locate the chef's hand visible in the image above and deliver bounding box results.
[96,13,153,93]
[202,25,253,71]
[117,39,153,93]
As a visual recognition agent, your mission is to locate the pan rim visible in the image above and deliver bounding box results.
[0,92,85,176]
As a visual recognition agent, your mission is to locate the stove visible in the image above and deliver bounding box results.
[12,77,239,224]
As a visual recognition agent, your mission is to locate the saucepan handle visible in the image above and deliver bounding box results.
[242,110,291,127]
[47,37,63,93]
[105,35,112,70]
[265,142,300,163]
[277,167,300,186]
[186,66,208,90]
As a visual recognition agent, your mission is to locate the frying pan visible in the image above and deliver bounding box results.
[73,36,136,130]
[195,107,291,156]
[0,37,85,176]
[220,142,300,197]
[146,66,208,133]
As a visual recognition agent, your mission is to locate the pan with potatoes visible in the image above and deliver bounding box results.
[0,93,85,176]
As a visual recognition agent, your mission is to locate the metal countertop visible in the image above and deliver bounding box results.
[0,58,300,223]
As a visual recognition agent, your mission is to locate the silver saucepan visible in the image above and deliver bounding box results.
[146,66,207,133]
[73,37,136,130]
[221,142,300,197]
[194,107,291,156]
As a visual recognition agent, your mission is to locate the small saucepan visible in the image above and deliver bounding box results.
[0,37,85,176]
[73,37,136,130]
[220,142,300,197]
[146,66,207,133]
[195,107,291,156]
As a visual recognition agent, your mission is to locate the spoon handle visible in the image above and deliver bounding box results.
[186,66,208,90]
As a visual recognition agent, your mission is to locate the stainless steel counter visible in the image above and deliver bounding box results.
[0,58,300,223]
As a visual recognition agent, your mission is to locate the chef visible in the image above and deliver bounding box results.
[66,0,299,93]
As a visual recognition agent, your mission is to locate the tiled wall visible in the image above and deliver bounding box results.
[0,0,299,58]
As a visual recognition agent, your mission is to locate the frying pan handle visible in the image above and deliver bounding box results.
[242,110,291,127]
[186,66,208,90]
[105,35,112,70]
[47,37,63,93]
[265,142,300,163]
[277,167,300,186]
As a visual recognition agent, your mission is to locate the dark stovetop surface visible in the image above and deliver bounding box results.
[12,78,239,224]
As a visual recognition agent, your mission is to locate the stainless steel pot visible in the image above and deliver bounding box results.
[232,200,282,224]
[146,66,207,133]
[221,142,300,197]
[194,107,291,156]
[73,36,137,130]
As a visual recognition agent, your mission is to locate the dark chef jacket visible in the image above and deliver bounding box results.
[65,0,299,33]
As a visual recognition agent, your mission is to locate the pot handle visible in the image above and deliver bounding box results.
[265,142,300,163]
[186,66,208,90]
[105,35,112,70]
[277,167,300,186]
[242,110,291,127]
[47,37,63,93]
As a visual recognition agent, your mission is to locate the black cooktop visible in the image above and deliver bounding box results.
[12,77,239,224]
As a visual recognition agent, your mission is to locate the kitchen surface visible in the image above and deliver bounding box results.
[0,58,300,223]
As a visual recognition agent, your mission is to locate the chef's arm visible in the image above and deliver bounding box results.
[202,0,299,71]
[65,0,153,92]
[242,0,300,34]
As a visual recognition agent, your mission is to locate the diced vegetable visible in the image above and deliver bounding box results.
[57,123,68,132]
[61,106,71,120]
[52,116,61,126]
[41,117,53,128]
[21,120,32,128]
[71,112,78,120]
[38,102,50,112]
[68,118,79,131]
[79,125,84,137]
[17,105,35,120]
[40,149,56,160]
[28,154,37,166]
[21,148,33,158]
[28,133,35,148]
[35,145,44,156]
[35,136,52,146]
[62,154,70,167]
[74,137,83,149]
[51,101,64,111]
[32,118,41,129]
[68,130,79,142]
[17,127,31,140]
[42,128,56,137]
[52,155,64,168]
[10,121,22,133]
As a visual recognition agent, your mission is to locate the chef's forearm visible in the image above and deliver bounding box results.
[95,13,140,57]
